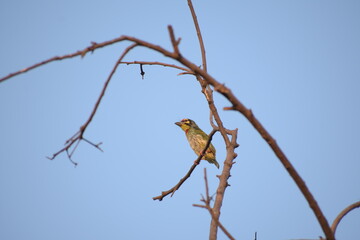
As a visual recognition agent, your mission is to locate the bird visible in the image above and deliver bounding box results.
[175,118,219,168]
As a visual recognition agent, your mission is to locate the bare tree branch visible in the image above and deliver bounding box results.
[47,43,138,164]
[168,26,181,56]
[193,168,236,240]
[1,50,88,83]
[193,204,236,240]
[120,61,192,74]
[0,28,181,86]
[153,129,217,201]
[1,40,128,83]
[193,72,239,240]
[331,200,360,236]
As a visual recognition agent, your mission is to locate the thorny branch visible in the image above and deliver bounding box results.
[187,1,238,238]
[120,61,193,75]
[193,169,235,240]
[152,129,217,201]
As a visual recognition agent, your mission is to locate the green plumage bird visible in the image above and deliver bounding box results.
[175,118,219,168]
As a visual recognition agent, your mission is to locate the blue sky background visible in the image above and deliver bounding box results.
[1,1,359,239]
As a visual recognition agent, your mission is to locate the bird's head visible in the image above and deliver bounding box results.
[175,118,199,133]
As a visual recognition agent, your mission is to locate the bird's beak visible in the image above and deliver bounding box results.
[175,122,182,127]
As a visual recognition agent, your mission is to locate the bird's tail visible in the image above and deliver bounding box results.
[208,159,220,169]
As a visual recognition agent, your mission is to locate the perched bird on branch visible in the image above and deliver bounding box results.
[175,118,219,168]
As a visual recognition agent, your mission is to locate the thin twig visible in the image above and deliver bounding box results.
[120,61,192,74]
[82,137,103,152]
[204,168,210,204]
[331,200,360,236]
[1,28,181,85]
[168,26,180,56]
[69,137,82,158]
[81,43,139,135]
[209,112,218,130]
[187,0,207,72]
[66,148,78,166]
[153,129,217,201]
[1,40,117,83]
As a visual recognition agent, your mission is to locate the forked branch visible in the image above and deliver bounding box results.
[47,43,138,164]
[193,169,235,240]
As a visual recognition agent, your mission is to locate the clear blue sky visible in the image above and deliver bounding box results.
[1,1,359,239]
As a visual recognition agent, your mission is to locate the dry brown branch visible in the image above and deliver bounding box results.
[120,61,193,74]
[0,28,182,86]
[47,43,138,164]
[195,72,238,240]
[153,129,217,201]
[331,200,360,236]
[1,40,124,83]
[0,50,87,83]
[193,169,236,240]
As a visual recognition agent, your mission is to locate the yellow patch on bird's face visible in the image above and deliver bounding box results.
[176,118,192,132]
[180,124,190,131]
